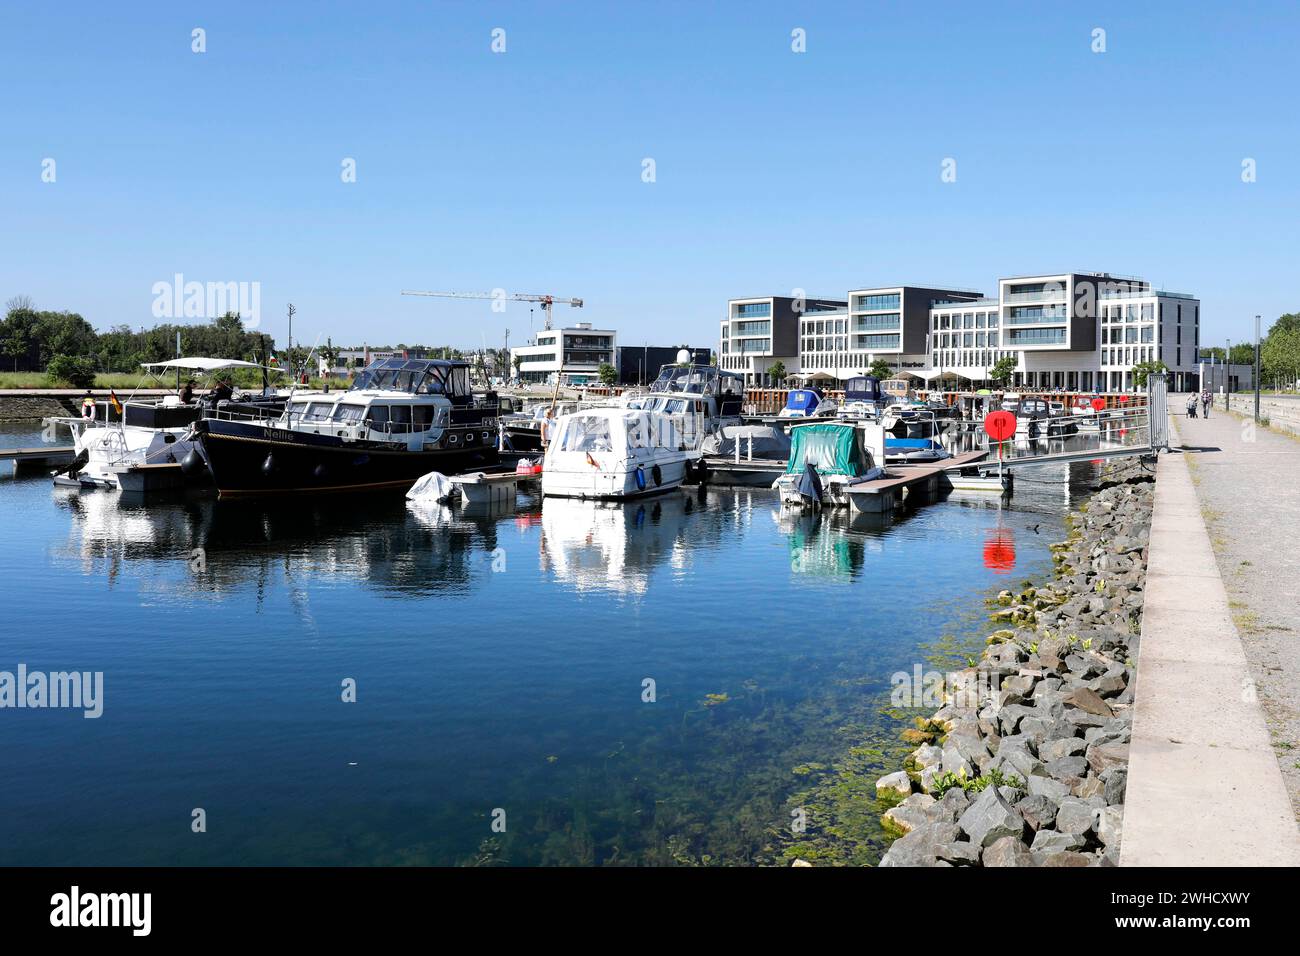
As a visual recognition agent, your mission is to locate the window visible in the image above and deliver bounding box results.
[853,293,900,311]
[559,415,614,452]
[333,404,365,422]
[390,405,412,432]
[302,403,333,422]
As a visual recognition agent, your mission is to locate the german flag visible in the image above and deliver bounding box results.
[108,390,123,416]
[586,452,599,469]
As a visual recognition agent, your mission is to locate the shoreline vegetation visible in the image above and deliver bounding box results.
[775,460,1154,866]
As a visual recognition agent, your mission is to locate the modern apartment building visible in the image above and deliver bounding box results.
[719,295,848,386]
[799,286,984,381]
[722,272,1201,393]
[510,323,617,385]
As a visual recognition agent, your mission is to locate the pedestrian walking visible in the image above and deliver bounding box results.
[1186,395,1198,419]
[1201,388,1212,419]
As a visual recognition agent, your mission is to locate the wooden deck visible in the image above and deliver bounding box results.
[844,449,989,512]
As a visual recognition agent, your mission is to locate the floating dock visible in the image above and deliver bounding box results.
[0,446,77,473]
[845,450,989,513]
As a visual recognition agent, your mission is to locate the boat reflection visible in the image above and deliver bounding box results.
[539,492,711,594]
[51,485,513,596]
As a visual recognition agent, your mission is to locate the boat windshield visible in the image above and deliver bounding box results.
[350,358,470,396]
[558,415,614,453]
[649,364,733,396]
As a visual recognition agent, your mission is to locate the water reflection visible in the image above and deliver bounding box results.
[539,492,711,594]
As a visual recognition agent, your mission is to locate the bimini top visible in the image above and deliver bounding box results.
[350,358,472,397]
[142,357,264,372]
[785,422,870,477]
[844,376,884,402]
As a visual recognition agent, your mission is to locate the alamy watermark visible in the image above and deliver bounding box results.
[151,273,261,326]
[0,664,103,718]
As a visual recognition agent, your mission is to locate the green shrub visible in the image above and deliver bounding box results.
[44,354,97,388]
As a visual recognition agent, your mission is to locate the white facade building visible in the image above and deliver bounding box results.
[510,323,617,385]
[722,272,1201,393]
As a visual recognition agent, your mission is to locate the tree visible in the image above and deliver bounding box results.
[767,360,786,384]
[1131,359,1169,388]
[598,362,617,387]
[511,353,522,378]
[989,355,1018,386]
[44,354,96,388]
[867,359,893,379]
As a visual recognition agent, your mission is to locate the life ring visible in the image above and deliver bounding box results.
[651,464,662,486]
[634,466,646,491]
[81,398,95,419]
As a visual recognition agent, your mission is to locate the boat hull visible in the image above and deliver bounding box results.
[195,419,497,496]
[542,457,690,499]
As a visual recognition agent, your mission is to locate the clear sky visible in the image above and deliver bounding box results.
[3,1,1298,353]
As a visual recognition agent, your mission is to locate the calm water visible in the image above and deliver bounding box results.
[0,422,1102,865]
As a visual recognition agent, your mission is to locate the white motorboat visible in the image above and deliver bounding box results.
[48,357,273,490]
[622,360,745,451]
[541,407,696,499]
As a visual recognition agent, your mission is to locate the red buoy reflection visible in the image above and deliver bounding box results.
[983,526,1016,573]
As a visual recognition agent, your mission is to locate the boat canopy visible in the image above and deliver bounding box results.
[702,424,790,458]
[142,357,264,372]
[350,358,472,399]
[785,423,870,477]
[784,388,823,414]
[844,376,883,402]
[553,408,683,454]
[649,363,742,397]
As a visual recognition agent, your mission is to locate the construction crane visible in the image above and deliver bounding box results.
[401,289,583,331]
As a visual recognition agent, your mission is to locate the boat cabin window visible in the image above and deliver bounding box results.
[390,405,412,431]
[625,413,680,450]
[559,415,613,453]
[333,404,366,423]
[302,403,334,422]
[413,405,434,430]
[368,405,389,428]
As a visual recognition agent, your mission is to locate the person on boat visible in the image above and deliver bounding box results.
[1201,388,1212,419]
[1186,395,1197,419]
[180,379,196,404]
[210,377,234,404]
[540,406,557,448]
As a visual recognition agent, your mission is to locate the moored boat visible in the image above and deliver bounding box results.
[541,407,694,499]
[193,357,498,496]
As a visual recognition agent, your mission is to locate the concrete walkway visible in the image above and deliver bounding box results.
[1121,410,1300,866]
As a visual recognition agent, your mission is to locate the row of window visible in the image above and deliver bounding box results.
[733,320,771,336]
[931,350,1015,369]
[733,302,772,318]
[851,293,901,311]
[1007,328,1067,345]
[933,311,999,330]
[933,331,1000,348]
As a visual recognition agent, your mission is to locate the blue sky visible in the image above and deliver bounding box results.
[3,1,1298,353]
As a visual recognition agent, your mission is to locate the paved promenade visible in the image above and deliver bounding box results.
[1122,405,1300,865]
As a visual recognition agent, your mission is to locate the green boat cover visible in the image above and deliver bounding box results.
[785,423,868,477]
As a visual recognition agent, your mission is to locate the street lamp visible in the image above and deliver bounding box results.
[1254,314,1262,423]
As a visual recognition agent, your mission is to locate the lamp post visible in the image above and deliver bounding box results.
[1254,314,1262,423]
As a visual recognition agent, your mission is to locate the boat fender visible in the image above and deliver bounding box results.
[313,464,328,480]
[261,453,276,475]
[651,464,662,486]
[634,466,646,491]
[180,448,206,475]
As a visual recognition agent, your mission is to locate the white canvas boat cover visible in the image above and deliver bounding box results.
[406,471,455,505]
[142,357,264,372]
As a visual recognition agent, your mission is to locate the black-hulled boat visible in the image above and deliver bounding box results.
[193,358,498,496]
